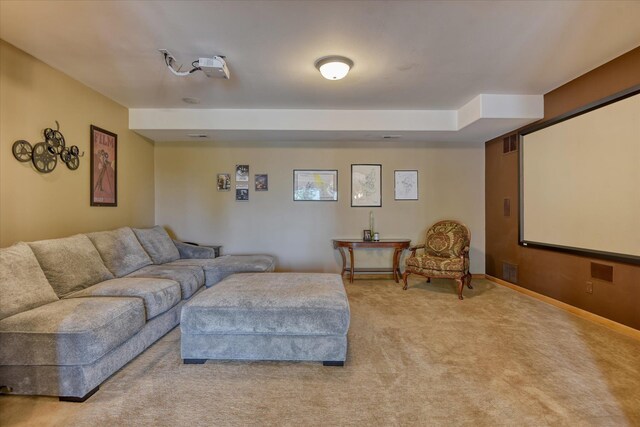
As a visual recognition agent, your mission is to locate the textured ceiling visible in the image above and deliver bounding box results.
[2,0,639,110]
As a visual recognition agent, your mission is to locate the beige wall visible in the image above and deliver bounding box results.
[0,40,155,246]
[155,140,485,274]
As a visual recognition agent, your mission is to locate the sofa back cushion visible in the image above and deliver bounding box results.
[132,226,180,264]
[0,242,59,320]
[87,227,153,277]
[29,234,114,297]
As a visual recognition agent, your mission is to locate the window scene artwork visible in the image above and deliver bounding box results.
[255,174,268,191]
[293,170,338,201]
[217,173,231,191]
[394,170,418,200]
[236,164,249,181]
[351,164,381,207]
[90,125,117,206]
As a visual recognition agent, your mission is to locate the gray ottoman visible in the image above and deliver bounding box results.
[180,273,350,365]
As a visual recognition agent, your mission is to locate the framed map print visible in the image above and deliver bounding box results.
[351,164,381,207]
[293,170,338,201]
[90,125,117,206]
[394,170,418,200]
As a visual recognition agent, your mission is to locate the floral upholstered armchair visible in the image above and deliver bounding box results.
[402,220,472,300]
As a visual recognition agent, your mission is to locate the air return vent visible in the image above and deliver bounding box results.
[590,262,613,282]
[502,262,518,283]
[503,134,518,154]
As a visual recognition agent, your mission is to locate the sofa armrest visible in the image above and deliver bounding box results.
[173,240,217,259]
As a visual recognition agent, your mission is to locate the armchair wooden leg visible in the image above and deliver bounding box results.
[466,273,473,289]
[402,272,410,290]
[426,277,431,283]
[456,278,464,300]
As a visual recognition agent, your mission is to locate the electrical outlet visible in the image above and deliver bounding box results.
[586,281,593,294]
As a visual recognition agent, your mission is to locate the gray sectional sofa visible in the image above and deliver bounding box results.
[0,226,275,401]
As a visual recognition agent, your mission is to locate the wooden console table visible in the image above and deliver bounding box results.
[332,239,411,283]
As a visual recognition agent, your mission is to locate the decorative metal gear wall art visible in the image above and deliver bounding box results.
[10,121,84,173]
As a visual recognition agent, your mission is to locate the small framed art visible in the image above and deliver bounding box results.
[217,173,231,191]
[255,174,268,191]
[394,170,418,200]
[236,165,249,182]
[90,125,117,207]
[236,184,249,201]
[351,164,381,207]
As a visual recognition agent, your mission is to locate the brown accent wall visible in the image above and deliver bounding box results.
[485,46,640,330]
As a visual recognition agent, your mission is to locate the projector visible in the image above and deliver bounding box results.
[198,56,230,79]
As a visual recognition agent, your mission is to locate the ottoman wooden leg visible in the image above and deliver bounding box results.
[183,359,207,364]
[323,361,344,367]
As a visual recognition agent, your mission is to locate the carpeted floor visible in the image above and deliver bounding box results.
[1,278,640,427]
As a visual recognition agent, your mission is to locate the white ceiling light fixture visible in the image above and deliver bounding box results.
[315,56,353,80]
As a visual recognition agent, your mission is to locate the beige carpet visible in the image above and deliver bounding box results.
[2,278,640,427]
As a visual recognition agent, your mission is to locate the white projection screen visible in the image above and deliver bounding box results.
[519,86,640,265]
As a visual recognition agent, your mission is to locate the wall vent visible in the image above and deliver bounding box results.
[590,262,613,282]
[502,134,518,154]
[502,262,518,283]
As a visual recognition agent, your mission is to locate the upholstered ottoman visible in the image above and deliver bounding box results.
[180,273,350,366]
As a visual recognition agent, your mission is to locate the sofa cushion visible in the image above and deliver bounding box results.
[65,278,181,320]
[0,297,144,366]
[86,227,153,277]
[0,243,59,321]
[132,226,180,264]
[167,255,276,287]
[126,265,204,300]
[28,234,114,298]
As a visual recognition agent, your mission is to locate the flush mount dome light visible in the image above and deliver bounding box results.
[315,56,353,80]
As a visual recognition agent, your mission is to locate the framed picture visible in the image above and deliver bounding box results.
[236,164,249,182]
[255,174,268,191]
[293,170,338,201]
[363,230,372,241]
[217,173,231,191]
[236,184,249,201]
[90,125,117,206]
[394,170,418,200]
[351,164,381,207]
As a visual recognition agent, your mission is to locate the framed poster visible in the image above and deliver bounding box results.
[293,170,338,201]
[236,184,249,201]
[351,164,381,207]
[217,173,231,191]
[394,170,418,200]
[255,174,268,191]
[90,125,117,206]
[236,164,249,182]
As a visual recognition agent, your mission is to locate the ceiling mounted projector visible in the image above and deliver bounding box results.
[159,49,230,79]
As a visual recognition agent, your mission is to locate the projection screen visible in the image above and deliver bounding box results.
[519,86,640,265]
